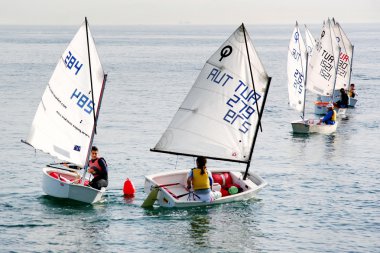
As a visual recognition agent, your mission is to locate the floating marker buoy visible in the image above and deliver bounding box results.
[123,178,136,196]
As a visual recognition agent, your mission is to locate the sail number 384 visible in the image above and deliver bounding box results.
[65,51,83,75]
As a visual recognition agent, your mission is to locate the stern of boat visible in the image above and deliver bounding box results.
[144,169,268,208]
[42,167,105,204]
[349,97,357,107]
[291,119,311,134]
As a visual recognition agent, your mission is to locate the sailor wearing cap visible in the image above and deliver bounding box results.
[318,103,336,125]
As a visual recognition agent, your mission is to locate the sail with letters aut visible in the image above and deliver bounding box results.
[26,20,106,168]
[332,18,354,90]
[287,22,308,115]
[152,24,271,163]
[306,18,340,96]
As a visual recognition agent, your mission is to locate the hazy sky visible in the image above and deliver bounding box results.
[1,0,379,25]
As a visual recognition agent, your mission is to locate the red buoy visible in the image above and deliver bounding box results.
[123,178,136,196]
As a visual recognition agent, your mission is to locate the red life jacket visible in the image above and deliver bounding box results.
[89,158,106,178]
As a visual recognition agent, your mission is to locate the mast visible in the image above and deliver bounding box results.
[243,77,271,180]
[241,23,270,179]
[82,74,107,181]
[296,23,308,120]
[85,17,97,135]
[81,17,107,182]
[348,45,354,90]
[242,23,262,132]
[302,52,309,120]
[328,19,341,103]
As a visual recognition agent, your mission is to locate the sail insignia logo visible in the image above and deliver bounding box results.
[73,145,81,152]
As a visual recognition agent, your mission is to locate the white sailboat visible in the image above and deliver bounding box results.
[289,19,340,134]
[287,22,336,134]
[23,18,107,204]
[315,18,355,114]
[143,24,271,208]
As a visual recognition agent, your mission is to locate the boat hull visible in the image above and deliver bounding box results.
[291,119,338,134]
[144,168,267,208]
[42,167,105,204]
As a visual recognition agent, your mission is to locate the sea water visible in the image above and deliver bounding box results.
[0,24,379,252]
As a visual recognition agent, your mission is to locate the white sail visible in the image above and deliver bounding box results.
[332,19,353,90]
[26,21,105,168]
[306,19,340,96]
[304,25,316,56]
[153,25,270,163]
[287,22,308,114]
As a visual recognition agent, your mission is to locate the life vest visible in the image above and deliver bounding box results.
[89,158,106,178]
[331,110,336,122]
[349,89,355,97]
[192,168,210,190]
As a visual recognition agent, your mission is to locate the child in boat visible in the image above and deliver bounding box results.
[349,83,357,98]
[186,157,215,202]
[87,146,108,190]
[318,103,336,125]
[336,88,349,108]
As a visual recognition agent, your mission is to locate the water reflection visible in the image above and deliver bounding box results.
[39,195,96,210]
[38,195,110,252]
[291,132,311,141]
[324,134,337,154]
[188,209,210,247]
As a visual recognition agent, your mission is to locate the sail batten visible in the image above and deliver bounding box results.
[25,20,105,168]
[153,25,270,163]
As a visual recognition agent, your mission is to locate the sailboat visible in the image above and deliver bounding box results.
[22,18,108,203]
[142,24,271,208]
[289,20,340,134]
[314,18,355,114]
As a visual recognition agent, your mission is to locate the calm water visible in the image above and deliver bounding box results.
[0,24,379,252]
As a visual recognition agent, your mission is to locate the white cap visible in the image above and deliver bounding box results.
[327,103,334,108]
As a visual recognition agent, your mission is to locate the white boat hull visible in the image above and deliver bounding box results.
[144,168,267,208]
[291,119,338,134]
[42,167,105,204]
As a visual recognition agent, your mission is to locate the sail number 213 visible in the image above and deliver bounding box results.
[70,88,94,115]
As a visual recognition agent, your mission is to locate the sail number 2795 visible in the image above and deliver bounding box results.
[70,88,94,115]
